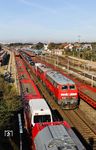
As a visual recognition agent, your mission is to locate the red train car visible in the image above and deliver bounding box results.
[15,56,53,130]
[18,52,78,109]
[20,52,96,109]
[36,64,51,82]
[32,121,85,150]
[36,63,79,109]
[16,56,41,99]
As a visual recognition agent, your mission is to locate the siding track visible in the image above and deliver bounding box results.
[20,55,96,150]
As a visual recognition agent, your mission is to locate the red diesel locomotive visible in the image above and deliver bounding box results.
[32,121,85,150]
[35,63,79,109]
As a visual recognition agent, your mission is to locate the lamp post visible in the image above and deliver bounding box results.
[56,56,58,66]
[88,64,90,72]
[18,113,23,150]
[84,64,86,77]
[67,59,69,70]
[56,49,58,66]
[91,75,94,87]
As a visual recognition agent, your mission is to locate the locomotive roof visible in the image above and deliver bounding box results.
[46,71,75,85]
[34,124,85,150]
[29,99,51,114]
[38,64,51,72]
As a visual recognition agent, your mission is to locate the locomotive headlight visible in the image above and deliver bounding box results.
[61,93,68,96]
[70,93,77,96]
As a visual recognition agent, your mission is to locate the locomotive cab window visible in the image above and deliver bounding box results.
[62,85,68,90]
[34,115,51,123]
[70,85,75,89]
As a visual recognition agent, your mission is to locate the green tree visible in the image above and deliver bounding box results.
[48,42,55,50]
[35,42,44,50]
[0,77,22,129]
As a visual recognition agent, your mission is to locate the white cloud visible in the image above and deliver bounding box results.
[19,0,56,14]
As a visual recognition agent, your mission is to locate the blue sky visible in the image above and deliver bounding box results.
[0,0,96,43]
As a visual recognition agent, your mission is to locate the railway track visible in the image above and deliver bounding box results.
[54,55,96,82]
[80,100,96,126]
[64,110,96,149]
[41,54,96,84]
[21,56,96,150]
[34,55,96,109]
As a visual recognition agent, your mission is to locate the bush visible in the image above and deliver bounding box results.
[0,77,22,129]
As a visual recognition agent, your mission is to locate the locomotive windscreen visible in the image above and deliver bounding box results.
[34,115,51,123]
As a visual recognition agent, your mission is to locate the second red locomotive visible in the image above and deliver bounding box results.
[35,63,79,109]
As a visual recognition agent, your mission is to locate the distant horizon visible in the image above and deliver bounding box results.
[1,38,96,44]
[0,41,96,44]
[0,0,96,42]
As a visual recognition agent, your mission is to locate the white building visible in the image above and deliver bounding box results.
[82,44,92,50]
[53,49,63,55]
[44,44,48,50]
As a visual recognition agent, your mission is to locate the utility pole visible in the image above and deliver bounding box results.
[84,64,86,77]
[88,64,90,72]
[56,55,58,66]
[67,59,69,70]
[56,49,57,65]
[91,75,94,87]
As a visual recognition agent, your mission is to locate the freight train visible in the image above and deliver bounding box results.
[19,50,79,109]
[16,53,85,149]
[35,63,79,109]
[21,51,96,109]
[15,56,53,129]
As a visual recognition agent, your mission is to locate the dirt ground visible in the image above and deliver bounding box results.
[80,100,96,126]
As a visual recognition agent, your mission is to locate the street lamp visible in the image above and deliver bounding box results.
[18,113,23,150]
[91,75,94,87]
[84,64,86,77]
[57,56,58,66]
[67,59,69,70]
